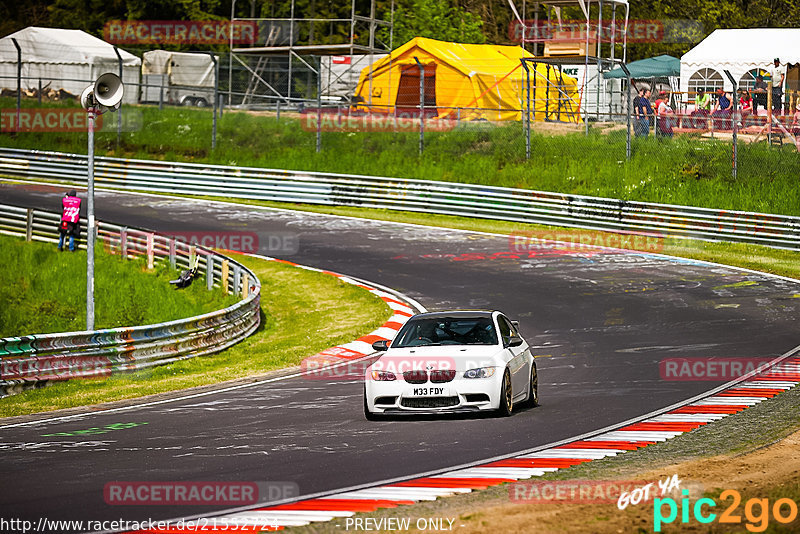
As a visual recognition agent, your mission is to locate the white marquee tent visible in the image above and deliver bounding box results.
[0,27,141,104]
[680,28,800,98]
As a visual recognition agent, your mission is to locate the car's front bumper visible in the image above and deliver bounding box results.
[364,372,503,414]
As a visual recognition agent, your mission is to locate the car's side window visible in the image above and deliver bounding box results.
[498,316,512,346]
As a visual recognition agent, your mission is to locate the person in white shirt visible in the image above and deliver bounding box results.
[768,58,786,114]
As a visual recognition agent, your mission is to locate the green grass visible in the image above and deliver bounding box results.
[0,235,237,337]
[2,97,799,216]
[0,253,390,417]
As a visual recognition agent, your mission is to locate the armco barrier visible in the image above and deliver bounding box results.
[2,147,800,249]
[0,203,261,397]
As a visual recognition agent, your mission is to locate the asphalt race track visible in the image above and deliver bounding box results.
[2,182,800,530]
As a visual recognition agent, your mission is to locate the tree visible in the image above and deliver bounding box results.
[384,0,485,47]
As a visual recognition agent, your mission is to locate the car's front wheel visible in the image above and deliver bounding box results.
[497,369,513,417]
[363,393,378,421]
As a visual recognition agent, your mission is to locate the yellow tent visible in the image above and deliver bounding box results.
[352,37,581,122]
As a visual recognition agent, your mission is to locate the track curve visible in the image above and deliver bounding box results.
[2,181,800,530]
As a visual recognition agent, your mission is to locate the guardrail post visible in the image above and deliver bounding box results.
[168,238,176,268]
[221,259,230,294]
[520,59,531,161]
[25,208,33,242]
[724,69,738,180]
[146,233,154,269]
[242,272,250,298]
[207,254,214,291]
[233,265,241,296]
[189,245,196,269]
[120,227,127,258]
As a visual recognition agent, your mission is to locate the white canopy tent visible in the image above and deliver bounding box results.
[0,27,141,104]
[680,28,800,97]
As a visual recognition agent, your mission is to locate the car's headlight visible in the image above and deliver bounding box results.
[370,370,397,381]
[463,367,497,379]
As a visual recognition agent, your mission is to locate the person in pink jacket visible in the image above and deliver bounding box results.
[58,190,81,252]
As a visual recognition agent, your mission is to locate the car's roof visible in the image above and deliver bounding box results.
[409,310,498,319]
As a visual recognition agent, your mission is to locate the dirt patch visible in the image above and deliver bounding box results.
[435,430,800,533]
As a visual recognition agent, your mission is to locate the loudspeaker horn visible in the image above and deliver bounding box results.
[80,84,96,110]
[93,73,124,111]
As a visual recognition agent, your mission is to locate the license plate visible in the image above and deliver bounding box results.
[406,387,450,397]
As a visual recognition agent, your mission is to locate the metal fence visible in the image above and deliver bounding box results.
[0,202,261,397]
[3,147,800,250]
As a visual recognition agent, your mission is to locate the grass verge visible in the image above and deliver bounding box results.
[0,234,237,337]
[0,253,390,417]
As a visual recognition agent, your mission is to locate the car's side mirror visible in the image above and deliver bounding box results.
[372,339,389,351]
[507,336,524,348]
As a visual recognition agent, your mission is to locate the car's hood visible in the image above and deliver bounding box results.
[371,345,503,372]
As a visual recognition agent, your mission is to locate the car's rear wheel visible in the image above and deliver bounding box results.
[363,393,378,421]
[497,369,513,417]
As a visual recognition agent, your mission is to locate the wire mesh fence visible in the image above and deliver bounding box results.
[1,49,799,188]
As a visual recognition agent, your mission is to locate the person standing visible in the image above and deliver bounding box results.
[633,87,644,136]
[769,58,786,114]
[634,88,652,137]
[58,190,81,252]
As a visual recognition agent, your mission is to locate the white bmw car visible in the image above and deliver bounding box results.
[364,310,538,418]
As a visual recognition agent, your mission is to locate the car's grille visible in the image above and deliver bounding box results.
[403,370,428,384]
[401,396,460,409]
[429,370,456,383]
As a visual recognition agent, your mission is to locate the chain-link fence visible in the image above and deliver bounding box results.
[1,47,799,195]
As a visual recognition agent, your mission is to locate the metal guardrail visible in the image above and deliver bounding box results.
[0,203,261,397]
[2,147,800,249]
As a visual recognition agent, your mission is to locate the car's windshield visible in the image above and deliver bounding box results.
[392,316,498,347]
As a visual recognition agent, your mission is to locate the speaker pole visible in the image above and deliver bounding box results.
[81,73,124,332]
[86,107,96,330]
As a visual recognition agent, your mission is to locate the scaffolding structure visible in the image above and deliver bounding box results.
[228,0,392,107]
[512,0,629,122]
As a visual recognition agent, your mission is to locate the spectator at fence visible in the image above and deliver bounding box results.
[752,75,768,114]
[769,58,786,114]
[738,89,753,126]
[690,88,712,129]
[58,190,81,252]
[712,88,733,130]
[792,101,800,151]
[634,88,652,137]
[655,91,674,138]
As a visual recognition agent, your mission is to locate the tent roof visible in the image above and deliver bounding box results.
[681,28,800,68]
[604,54,680,79]
[369,37,533,78]
[0,26,140,65]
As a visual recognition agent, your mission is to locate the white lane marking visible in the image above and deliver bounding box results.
[647,414,728,422]
[693,397,763,405]
[517,450,619,459]
[590,431,686,441]
[434,468,556,478]
[738,381,797,388]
